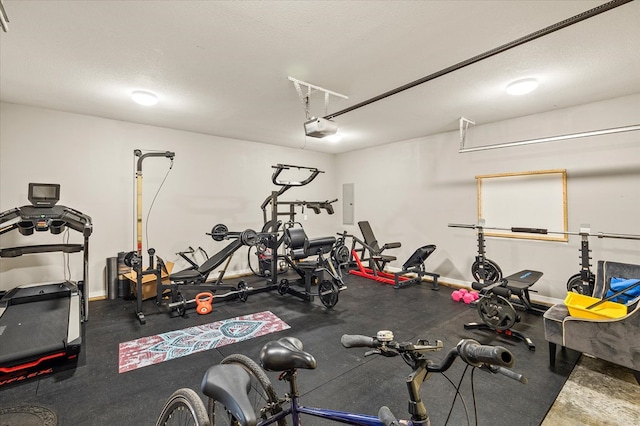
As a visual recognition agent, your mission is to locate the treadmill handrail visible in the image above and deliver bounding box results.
[0,207,21,226]
[0,205,92,237]
[1,244,84,258]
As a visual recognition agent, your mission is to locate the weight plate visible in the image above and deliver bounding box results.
[318,280,339,308]
[278,279,289,295]
[566,273,593,295]
[471,259,503,284]
[123,251,137,267]
[241,229,259,246]
[211,224,228,242]
[476,295,517,331]
[175,293,186,317]
[333,245,350,264]
[237,281,249,302]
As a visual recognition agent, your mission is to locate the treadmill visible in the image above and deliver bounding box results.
[0,183,92,387]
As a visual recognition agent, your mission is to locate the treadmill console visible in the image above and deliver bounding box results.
[0,183,92,237]
[28,183,60,207]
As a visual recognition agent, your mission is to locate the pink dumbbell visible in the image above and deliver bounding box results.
[463,291,480,304]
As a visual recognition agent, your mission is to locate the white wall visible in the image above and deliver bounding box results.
[2,95,639,303]
[0,103,337,299]
[334,94,640,302]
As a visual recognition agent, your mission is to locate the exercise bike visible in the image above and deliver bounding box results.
[156,330,526,426]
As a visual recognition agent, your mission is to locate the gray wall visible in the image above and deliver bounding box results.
[334,94,640,302]
[0,102,337,299]
[1,94,639,303]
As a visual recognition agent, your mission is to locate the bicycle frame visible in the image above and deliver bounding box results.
[256,356,429,426]
[257,401,386,426]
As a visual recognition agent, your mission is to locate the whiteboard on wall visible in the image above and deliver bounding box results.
[477,169,568,241]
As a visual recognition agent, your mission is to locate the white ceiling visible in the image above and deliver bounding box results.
[1,0,639,154]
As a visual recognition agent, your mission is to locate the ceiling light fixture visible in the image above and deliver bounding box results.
[505,78,539,96]
[131,91,159,106]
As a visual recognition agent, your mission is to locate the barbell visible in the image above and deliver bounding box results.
[207,223,260,246]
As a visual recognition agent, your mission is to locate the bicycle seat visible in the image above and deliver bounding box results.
[201,363,257,426]
[260,337,317,372]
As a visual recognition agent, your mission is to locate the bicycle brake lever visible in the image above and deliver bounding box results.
[364,349,380,357]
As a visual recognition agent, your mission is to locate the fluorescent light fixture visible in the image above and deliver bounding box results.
[131,91,159,106]
[506,78,539,96]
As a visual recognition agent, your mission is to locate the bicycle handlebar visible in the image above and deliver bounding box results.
[341,334,516,372]
[340,334,376,348]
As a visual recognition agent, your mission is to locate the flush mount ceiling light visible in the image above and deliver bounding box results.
[505,78,539,96]
[131,90,159,106]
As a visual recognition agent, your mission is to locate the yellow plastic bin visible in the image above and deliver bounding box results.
[564,292,627,320]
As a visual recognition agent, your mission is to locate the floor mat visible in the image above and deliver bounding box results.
[0,405,57,425]
[118,310,289,373]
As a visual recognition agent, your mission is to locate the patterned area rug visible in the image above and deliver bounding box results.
[118,311,289,373]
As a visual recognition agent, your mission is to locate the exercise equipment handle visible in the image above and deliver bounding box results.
[510,227,548,234]
[271,163,324,186]
[448,223,477,229]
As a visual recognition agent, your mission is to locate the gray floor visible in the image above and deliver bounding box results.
[0,271,636,425]
[542,354,640,426]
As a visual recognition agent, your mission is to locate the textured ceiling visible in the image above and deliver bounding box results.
[1,0,639,154]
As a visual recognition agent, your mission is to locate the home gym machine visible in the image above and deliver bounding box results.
[164,224,260,317]
[273,224,346,308]
[124,224,258,322]
[449,221,545,350]
[127,149,175,324]
[258,164,344,307]
[0,183,92,386]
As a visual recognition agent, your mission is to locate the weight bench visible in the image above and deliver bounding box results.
[158,238,249,315]
[350,244,439,289]
[465,269,543,351]
[355,221,401,274]
[393,245,439,290]
[281,227,341,307]
[169,239,242,286]
[285,227,336,296]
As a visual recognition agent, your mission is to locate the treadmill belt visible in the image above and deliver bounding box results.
[0,297,70,364]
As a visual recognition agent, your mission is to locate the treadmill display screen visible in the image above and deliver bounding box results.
[28,183,60,206]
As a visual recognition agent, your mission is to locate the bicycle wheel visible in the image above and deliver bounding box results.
[209,354,286,426]
[156,388,210,426]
